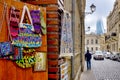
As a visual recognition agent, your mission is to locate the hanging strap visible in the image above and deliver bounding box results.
[0,3,7,33]
[5,3,13,41]
[19,5,34,31]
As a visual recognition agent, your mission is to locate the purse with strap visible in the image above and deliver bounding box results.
[12,5,42,48]
[0,3,14,59]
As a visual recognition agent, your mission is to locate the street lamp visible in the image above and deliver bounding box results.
[85,3,96,15]
[85,26,90,32]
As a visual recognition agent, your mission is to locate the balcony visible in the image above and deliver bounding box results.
[105,33,118,43]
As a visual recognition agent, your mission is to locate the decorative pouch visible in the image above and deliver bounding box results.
[16,54,35,68]
[0,42,14,57]
[30,10,41,34]
[2,47,23,60]
[9,7,20,37]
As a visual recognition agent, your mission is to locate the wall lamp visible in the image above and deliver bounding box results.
[85,3,96,15]
[85,26,90,32]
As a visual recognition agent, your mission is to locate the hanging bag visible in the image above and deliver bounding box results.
[0,3,14,58]
[12,5,42,48]
[30,10,41,34]
[9,6,20,38]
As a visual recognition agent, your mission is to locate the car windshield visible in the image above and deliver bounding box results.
[96,51,102,54]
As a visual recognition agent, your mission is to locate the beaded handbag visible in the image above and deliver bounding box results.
[12,5,42,48]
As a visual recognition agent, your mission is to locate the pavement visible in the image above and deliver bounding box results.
[80,61,96,80]
[80,58,120,80]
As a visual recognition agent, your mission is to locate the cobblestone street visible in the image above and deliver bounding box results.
[81,58,120,80]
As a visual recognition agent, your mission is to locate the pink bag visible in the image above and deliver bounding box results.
[9,7,20,38]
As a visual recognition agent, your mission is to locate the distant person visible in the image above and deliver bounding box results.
[85,50,92,70]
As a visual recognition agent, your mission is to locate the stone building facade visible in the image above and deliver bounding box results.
[85,33,104,53]
[106,0,120,52]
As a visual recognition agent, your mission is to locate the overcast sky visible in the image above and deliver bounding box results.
[85,0,115,33]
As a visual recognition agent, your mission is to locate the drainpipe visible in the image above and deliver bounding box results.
[71,0,75,79]
[79,0,85,72]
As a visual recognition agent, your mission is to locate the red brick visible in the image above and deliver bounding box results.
[48,74,59,79]
[48,54,59,59]
[48,46,59,52]
[47,12,58,18]
[48,39,59,45]
[48,60,58,66]
[46,6,58,11]
[47,33,59,39]
[47,19,59,25]
[47,25,59,32]
[48,67,59,73]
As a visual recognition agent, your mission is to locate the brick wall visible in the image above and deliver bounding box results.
[25,0,61,80]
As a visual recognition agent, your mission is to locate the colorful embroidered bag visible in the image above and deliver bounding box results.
[12,5,42,48]
[0,42,14,58]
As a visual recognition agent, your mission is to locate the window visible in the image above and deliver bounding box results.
[95,39,98,44]
[87,40,89,44]
[91,47,93,51]
[96,47,98,50]
[91,39,93,44]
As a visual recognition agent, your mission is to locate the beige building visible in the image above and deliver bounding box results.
[85,33,105,53]
[85,33,100,53]
[106,0,120,52]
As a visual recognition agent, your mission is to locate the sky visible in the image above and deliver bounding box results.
[85,0,116,33]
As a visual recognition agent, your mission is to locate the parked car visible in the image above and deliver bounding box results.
[105,52,111,59]
[93,51,104,60]
[116,53,120,62]
[110,52,118,60]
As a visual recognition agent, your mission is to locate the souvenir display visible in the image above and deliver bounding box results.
[30,10,41,34]
[60,11,73,57]
[34,52,46,71]
[0,2,46,70]
[9,7,20,38]
[12,5,42,48]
